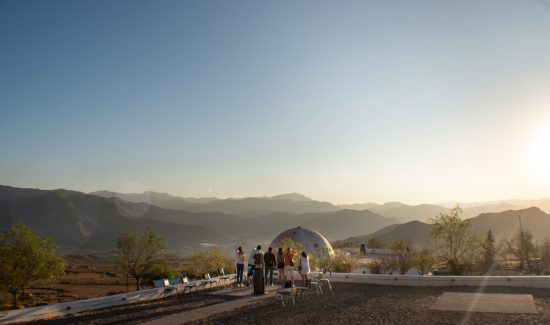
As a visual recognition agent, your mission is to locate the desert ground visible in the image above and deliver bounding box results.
[0,255,165,310]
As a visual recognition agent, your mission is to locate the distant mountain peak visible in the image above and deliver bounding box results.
[381,201,405,208]
[267,193,312,202]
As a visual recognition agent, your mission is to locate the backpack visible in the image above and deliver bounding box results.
[283,280,293,288]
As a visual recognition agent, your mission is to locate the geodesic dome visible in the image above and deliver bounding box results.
[270,226,334,256]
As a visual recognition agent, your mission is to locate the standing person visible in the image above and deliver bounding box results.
[247,245,261,287]
[263,247,276,286]
[235,246,246,288]
[276,247,285,285]
[299,251,310,286]
[283,247,297,285]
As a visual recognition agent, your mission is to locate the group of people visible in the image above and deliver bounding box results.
[235,245,310,288]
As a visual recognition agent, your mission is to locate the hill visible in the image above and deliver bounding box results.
[341,207,550,249]
[338,201,532,222]
[144,207,398,244]
[0,186,230,253]
[469,207,550,241]
[1,186,397,254]
[344,221,432,248]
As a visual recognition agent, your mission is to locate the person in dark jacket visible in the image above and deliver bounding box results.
[276,247,285,285]
[263,247,276,285]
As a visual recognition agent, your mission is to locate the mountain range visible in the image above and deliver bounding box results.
[3,185,550,255]
[91,190,339,217]
[1,186,397,254]
[0,186,228,253]
[339,200,550,222]
[343,207,550,248]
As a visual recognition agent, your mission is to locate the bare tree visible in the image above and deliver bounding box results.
[504,226,537,271]
[389,240,414,275]
[539,239,550,275]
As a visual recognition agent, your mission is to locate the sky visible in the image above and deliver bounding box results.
[1,0,550,205]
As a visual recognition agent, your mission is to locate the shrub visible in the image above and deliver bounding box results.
[411,249,435,275]
[330,252,358,273]
[180,249,232,279]
[367,259,382,274]
[142,264,180,286]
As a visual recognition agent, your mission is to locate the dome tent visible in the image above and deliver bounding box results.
[270,226,334,257]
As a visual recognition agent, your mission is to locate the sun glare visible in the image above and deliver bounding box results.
[529,127,550,180]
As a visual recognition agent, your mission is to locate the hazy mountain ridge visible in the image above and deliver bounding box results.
[342,207,550,248]
[6,185,550,254]
[0,186,230,252]
[93,189,550,222]
[140,207,398,243]
[338,200,548,222]
[91,190,339,216]
[1,186,397,253]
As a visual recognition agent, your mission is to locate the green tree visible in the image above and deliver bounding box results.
[411,249,435,275]
[115,228,166,291]
[430,205,481,275]
[481,230,496,274]
[0,223,64,307]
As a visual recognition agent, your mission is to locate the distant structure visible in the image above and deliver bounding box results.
[360,243,366,255]
[270,226,334,256]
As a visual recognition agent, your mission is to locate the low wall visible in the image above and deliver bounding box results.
[0,277,231,325]
[310,272,550,288]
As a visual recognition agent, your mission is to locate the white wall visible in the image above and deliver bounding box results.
[312,272,550,288]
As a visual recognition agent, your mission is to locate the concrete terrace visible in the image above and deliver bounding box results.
[4,273,550,324]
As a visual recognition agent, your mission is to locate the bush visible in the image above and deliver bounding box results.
[180,249,233,279]
[142,264,180,286]
[411,249,435,275]
[367,259,382,274]
[330,252,358,273]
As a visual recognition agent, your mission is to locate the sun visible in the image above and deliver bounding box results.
[529,127,550,180]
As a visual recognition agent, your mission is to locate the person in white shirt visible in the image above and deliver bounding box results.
[299,251,310,286]
[235,246,246,287]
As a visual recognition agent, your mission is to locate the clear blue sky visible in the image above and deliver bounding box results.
[1,0,550,204]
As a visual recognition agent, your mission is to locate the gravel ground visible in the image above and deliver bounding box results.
[28,293,236,325]
[18,283,550,325]
[198,283,550,325]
